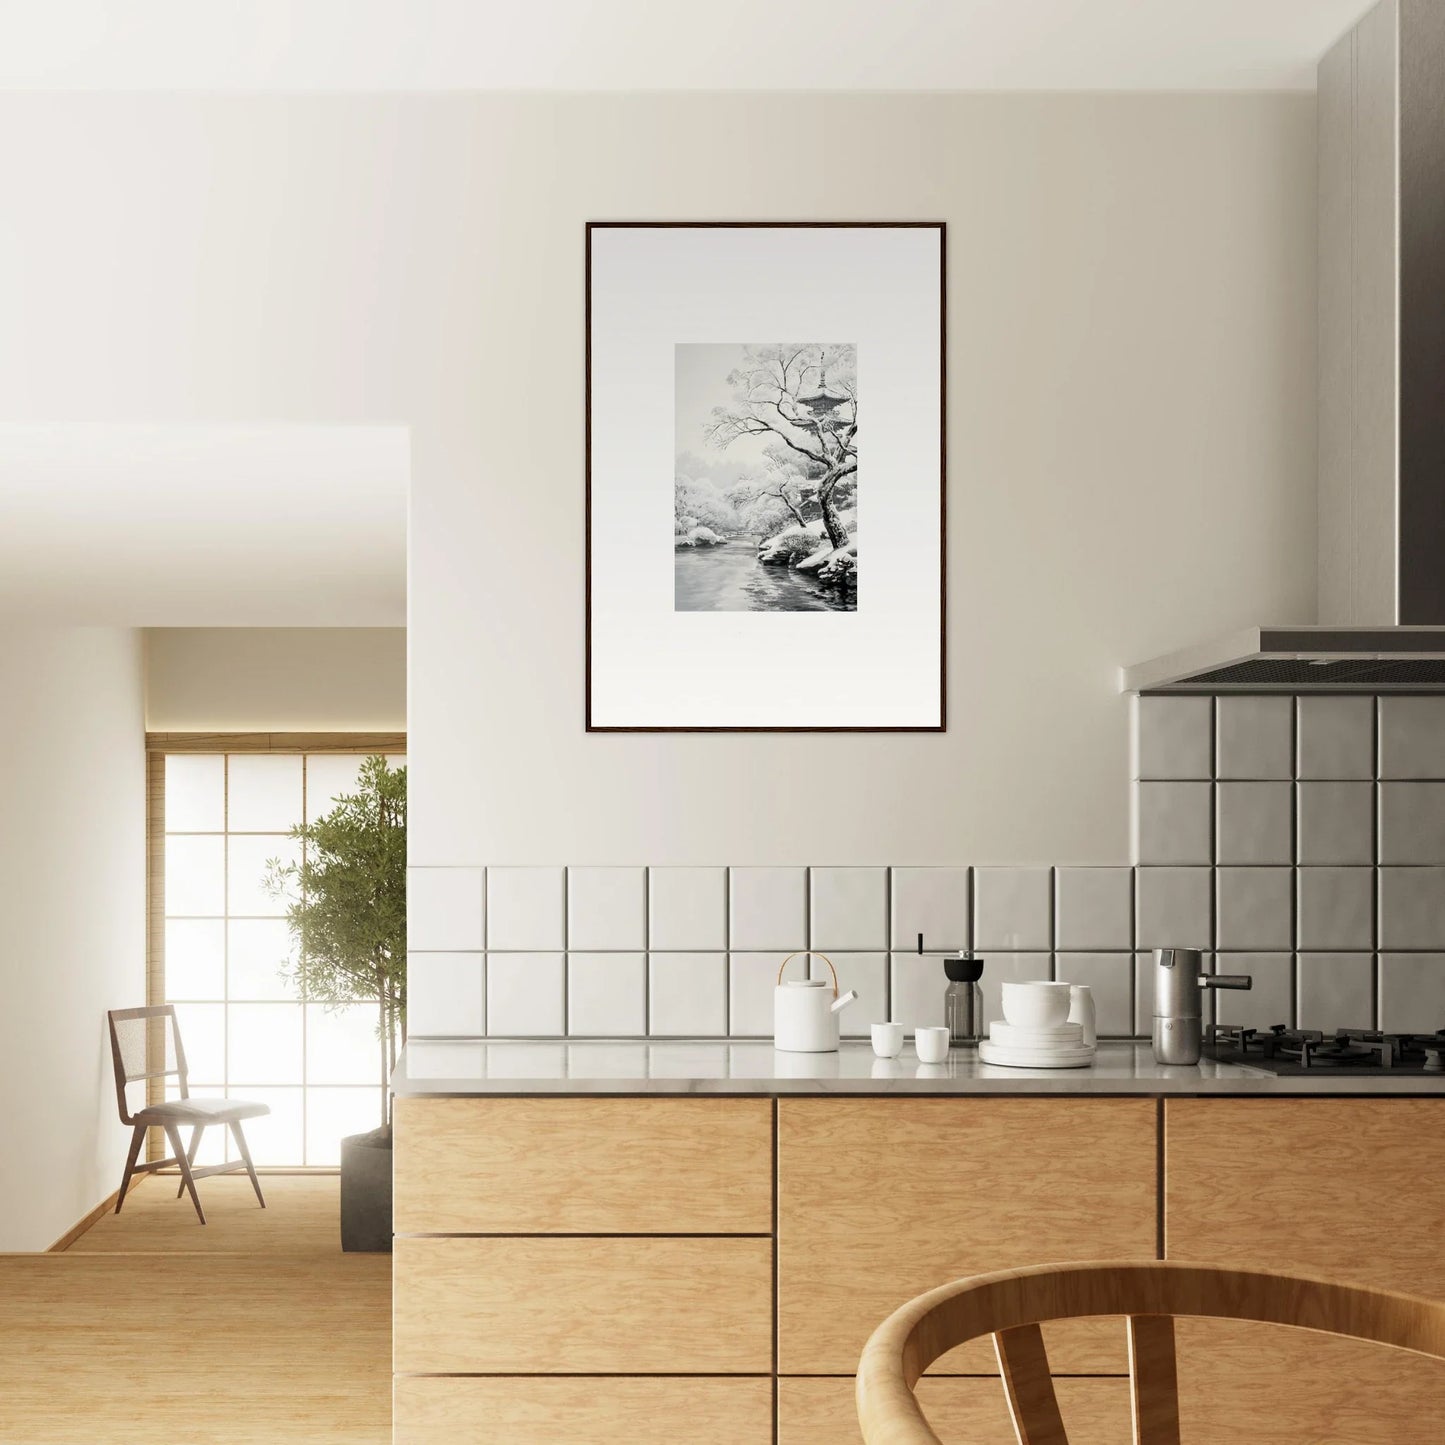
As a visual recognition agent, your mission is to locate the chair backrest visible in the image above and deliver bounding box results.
[855,1260,1445,1445]
[107,1005,189,1125]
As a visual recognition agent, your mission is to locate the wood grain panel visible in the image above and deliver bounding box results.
[394,1377,773,1445]
[394,1236,772,1373]
[394,1096,772,1234]
[146,731,406,752]
[0,1251,390,1444]
[1165,1100,1445,1292]
[1174,1323,1445,1444]
[778,1376,1132,1445]
[777,1098,1156,1374]
[1166,1099,1445,1439]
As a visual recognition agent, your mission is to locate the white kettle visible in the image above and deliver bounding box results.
[774,951,858,1053]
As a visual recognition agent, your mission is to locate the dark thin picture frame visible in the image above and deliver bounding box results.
[585,220,947,733]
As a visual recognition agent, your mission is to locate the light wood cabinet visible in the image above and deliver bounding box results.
[777,1097,1157,1374]
[394,1377,773,1445]
[394,1092,1445,1443]
[778,1376,1132,1445]
[393,1236,773,1374]
[393,1096,772,1234]
[1165,1099,1445,1441]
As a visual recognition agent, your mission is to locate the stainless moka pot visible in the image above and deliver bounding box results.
[1152,947,1252,1065]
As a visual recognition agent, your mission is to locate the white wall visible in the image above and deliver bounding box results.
[0,628,145,1250]
[0,93,1317,868]
[145,627,406,731]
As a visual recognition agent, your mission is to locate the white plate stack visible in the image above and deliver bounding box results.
[978,981,1096,1069]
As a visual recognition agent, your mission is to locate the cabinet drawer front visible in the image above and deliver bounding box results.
[395,1377,773,1445]
[777,1098,1157,1374]
[394,1237,773,1374]
[1165,1099,1445,1293]
[778,1376,1132,1445]
[1176,1322,1445,1444]
[394,1096,772,1234]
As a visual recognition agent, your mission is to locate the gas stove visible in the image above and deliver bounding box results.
[1204,1024,1445,1076]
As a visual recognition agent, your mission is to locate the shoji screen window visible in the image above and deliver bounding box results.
[162,750,400,1167]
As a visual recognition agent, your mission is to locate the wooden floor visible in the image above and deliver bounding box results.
[0,1174,391,1444]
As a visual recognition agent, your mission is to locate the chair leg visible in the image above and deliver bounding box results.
[230,1119,266,1209]
[176,1124,204,1199]
[114,1123,147,1215]
[164,1123,206,1224]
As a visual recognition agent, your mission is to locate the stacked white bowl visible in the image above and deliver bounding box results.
[978,981,1096,1069]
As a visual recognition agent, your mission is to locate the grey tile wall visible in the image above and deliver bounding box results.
[402,696,1445,1041]
[407,863,1147,1040]
[1132,693,1445,1032]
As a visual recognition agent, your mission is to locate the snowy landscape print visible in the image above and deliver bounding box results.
[674,343,858,612]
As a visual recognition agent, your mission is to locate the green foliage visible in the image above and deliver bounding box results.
[263,756,407,1088]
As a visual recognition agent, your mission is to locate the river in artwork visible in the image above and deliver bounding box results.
[673,538,854,613]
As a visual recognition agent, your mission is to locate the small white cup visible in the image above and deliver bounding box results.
[871,1022,905,1058]
[914,1026,951,1064]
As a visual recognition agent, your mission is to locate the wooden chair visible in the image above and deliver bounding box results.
[107,1005,270,1225]
[855,1260,1445,1445]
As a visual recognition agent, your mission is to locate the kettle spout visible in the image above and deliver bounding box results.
[831,989,859,1014]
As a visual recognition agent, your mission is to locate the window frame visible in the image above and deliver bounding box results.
[146,732,407,1167]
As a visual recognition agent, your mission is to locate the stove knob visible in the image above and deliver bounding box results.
[1425,1049,1444,1074]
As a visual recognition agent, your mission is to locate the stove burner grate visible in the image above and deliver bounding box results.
[1207,1024,1445,1072]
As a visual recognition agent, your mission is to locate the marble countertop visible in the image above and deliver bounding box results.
[391,1039,1445,1096]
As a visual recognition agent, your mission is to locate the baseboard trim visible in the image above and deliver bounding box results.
[46,1187,122,1253]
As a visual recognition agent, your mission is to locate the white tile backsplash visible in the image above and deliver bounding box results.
[1297,953,1375,1032]
[407,867,484,952]
[1133,695,1212,780]
[1216,696,1294,780]
[486,867,566,951]
[889,867,969,951]
[889,952,946,1028]
[566,952,646,1036]
[407,952,484,1036]
[1378,697,1445,779]
[728,867,807,952]
[728,952,783,1036]
[648,867,727,950]
[973,868,1051,950]
[1379,953,1445,1032]
[1054,868,1132,951]
[566,867,646,950]
[810,867,888,950]
[486,953,564,1036]
[1379,867,1445,949]
[648,952,727,1036]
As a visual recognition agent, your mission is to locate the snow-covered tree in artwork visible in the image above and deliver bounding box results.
[704,344,858,552]
[673,474,739,545]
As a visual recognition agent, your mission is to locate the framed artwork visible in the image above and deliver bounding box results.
[586,222,945,731]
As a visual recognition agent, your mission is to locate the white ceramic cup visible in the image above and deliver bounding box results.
[871,1022,905,1058]
[1001,980,1073,1030]
[914,1026,951,1064]
[1067,983,1097,1047]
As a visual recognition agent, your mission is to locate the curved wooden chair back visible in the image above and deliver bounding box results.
[855,1260,1445,1445]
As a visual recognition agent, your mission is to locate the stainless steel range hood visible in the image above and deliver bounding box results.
[1124,0,1445,695]
[1122,627,1445,694]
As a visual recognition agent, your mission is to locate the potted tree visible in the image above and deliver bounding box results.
[265,755,406,1252]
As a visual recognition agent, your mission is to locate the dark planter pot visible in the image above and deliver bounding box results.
[340,1125,393,1253]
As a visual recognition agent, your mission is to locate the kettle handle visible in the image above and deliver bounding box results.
[777,950,839,997]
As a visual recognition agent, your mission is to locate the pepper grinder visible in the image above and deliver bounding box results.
[944,952,985,1047]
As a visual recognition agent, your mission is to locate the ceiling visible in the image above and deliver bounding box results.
[0,426,407,626]
[0,0,1377,92]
